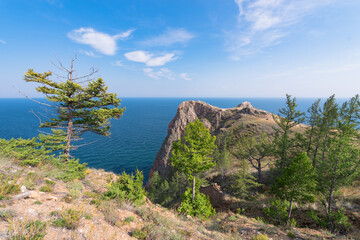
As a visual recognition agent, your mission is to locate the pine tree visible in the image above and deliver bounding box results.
[316,95,360,231]
[170,119,217,202]
[234,132,272,183]
[24,58,124,159]
[271,152,317,226]
[273,94,305,169]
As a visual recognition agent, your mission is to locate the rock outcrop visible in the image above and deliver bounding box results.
[147,100,274,185]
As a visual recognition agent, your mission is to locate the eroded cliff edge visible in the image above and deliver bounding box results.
[147,100,276,185]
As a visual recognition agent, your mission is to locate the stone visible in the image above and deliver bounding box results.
[146,100,273,186]
[20,185,27,193]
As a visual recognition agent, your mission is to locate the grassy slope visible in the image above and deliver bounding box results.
[2,156,358,240]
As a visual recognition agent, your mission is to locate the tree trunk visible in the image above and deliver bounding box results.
[64,59,74,161]
[64,106,73,160]
[286,198,293,226]
[192,173,196,202]
[258,160,262,183]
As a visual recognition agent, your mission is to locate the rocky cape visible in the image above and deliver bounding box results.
[147,100,279,185]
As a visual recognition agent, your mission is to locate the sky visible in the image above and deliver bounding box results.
[0,0,360,98]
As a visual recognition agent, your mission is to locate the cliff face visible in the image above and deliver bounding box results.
[147,100,275,184]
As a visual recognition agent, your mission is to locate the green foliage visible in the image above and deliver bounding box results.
[264,199,289,225]
[148,171,188,208]
[52,207,85,230]
[104,170,146,206]
[7,219,48,240]
[25,60,125,157]
[0,172,21,200]
[0,137,87,182]
[271,153,317,223]
[233,132,272,183]
[307,208,350,232]
[272,94,305,169]
[171,119,216,205]
[124,216,135,224]
[66,181,83,199]
[132,228,148,240]
[251,233,268,240]
[231,160,261,199]
[39,185,53,193]
[171,119,217,177]
[178,187,215,219]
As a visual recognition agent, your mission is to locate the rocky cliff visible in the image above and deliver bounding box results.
[147,100,276,184]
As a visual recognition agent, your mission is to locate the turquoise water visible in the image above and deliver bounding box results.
[0,97,339,179]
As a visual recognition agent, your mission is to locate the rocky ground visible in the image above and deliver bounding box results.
[1,156,355,240]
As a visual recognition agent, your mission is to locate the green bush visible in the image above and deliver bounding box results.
[178,188,215,219]
[307,208,351,232]
[52,207,85,229]
[251,233,268,240]
[264,199,289,225]
[104,170,146,206]
[39,185,53,193]
[148,171,188,208]
[0,172,21,200]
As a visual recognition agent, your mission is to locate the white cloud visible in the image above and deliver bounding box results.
[112,60,123,67]
[0,39,6,44]
[124,50,176,67]
[179,73,191,81]
[141,28,194,46]
[144,68,191,81]
[79,50,98,57]
[144,68,176,80]
[228,0,333,59]
[146,54,176,67]
[68,27,134,55]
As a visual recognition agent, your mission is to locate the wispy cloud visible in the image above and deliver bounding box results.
[140,28,194,46]
[112,60,124,67]
[0,39,6,44]
[68,28,135,55]
[144,68,191,81]
[228,0,333,59]
[124,50,177,67]
[179,73,191,81]
[79,49,98,57]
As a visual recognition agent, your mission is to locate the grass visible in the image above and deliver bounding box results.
[251,233,268,240]
[51,206,86,230]
[39,185,53,193]
[0,171,21,200]
[124,216,135,224]
[66,180,83,199]
[7,218,48,240]
[101,201,120,226]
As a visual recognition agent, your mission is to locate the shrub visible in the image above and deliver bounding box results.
[251,233,268,240]
[44,179,55,186]
[148,171,188,208]
[101,201,120,226]
[39,185,53,193]
[52,207,85,229]
[178,188,215,219]
[264,199,289,225]
[124,216,135,224]
[104,170,146,206]
[0,172,21,200]
[7,219,48,240]
[0,209,16,221]
[66,181,83,199]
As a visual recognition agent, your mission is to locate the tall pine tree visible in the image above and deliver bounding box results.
[24,58,124,159]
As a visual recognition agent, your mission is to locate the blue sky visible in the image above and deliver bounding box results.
[1,0,360,98]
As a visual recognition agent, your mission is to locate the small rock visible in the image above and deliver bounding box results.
[20,185,27,193]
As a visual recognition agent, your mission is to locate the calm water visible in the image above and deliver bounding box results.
[0,97,344,179]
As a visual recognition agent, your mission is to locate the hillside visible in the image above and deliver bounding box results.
[0,156,345,240]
